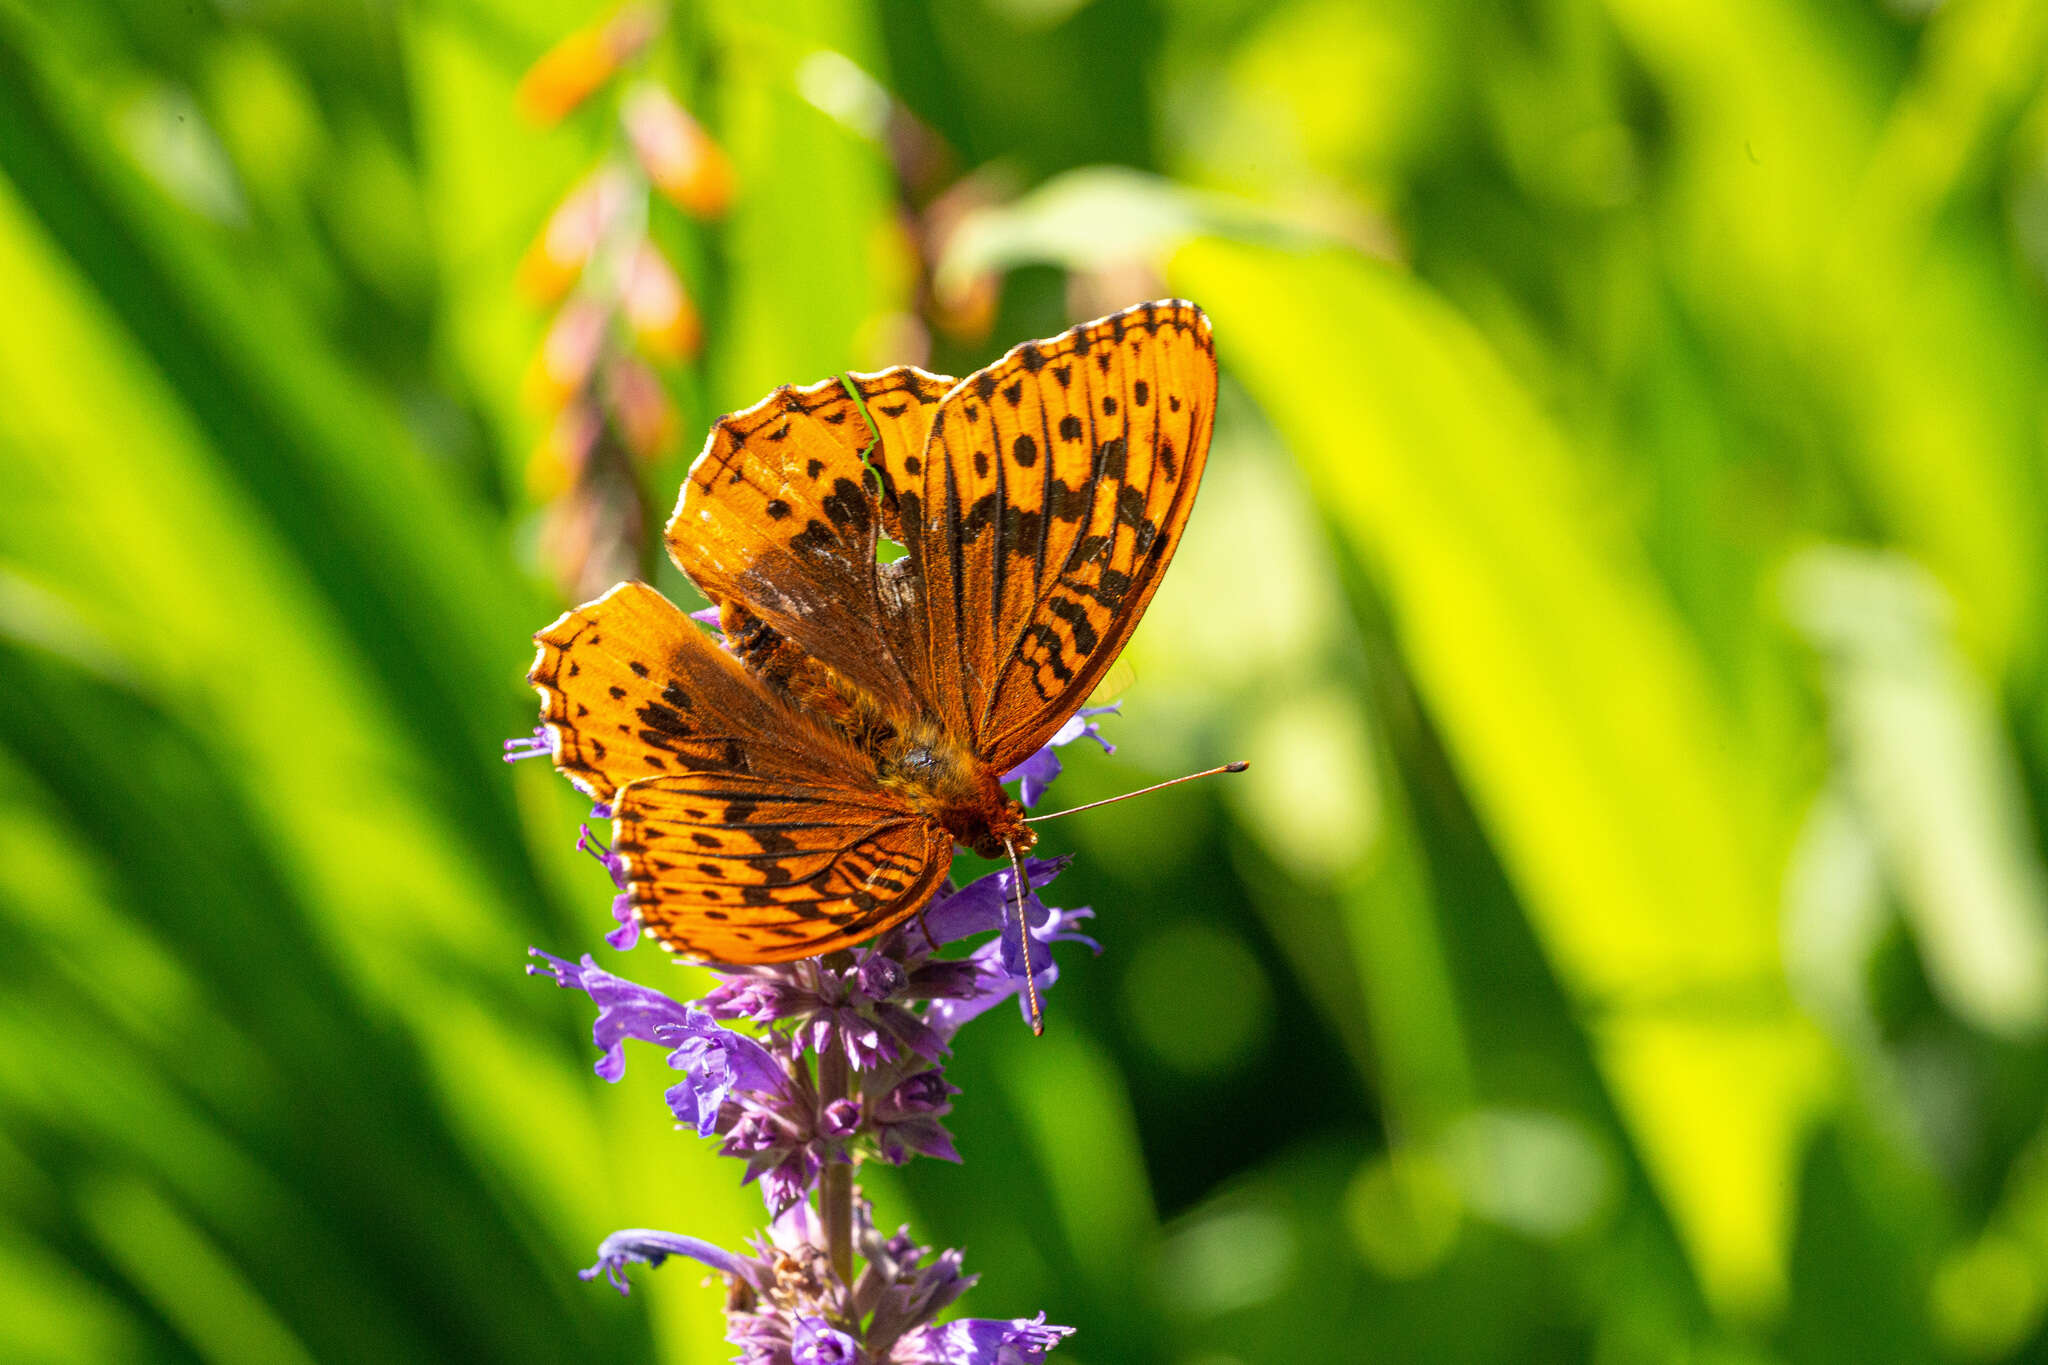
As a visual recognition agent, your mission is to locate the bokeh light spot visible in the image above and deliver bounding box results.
[1120,922,1274,1077]
[1343,1147,1462,1280]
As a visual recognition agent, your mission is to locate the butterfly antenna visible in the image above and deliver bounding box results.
[1003,838,1045,1037]
[1022,761,1250,823]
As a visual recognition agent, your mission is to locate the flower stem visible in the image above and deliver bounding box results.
[819,1043,854,1286]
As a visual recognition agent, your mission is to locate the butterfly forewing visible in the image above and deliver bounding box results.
[841,367,956,546]
[667,377,932,718]
[901,300,1216,771]
[611,772,954,962]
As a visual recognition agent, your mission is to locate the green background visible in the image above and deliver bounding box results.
[5,0,2048,1361]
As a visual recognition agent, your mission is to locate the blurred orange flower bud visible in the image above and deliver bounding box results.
[622,84,733,218]
[528,401,604,499]
[517,167,634,302]
[621,243,702,361]
[607,356,675,461]
[931,268,998,345]
[920,174,1006,344]
[517,4,662,125]
[523,298,610,411]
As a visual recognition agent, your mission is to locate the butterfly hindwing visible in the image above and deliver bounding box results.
[611,772,954,962]
[899,300,1216,770]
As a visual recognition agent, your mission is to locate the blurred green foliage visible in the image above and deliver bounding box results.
[4,0,2048,1362]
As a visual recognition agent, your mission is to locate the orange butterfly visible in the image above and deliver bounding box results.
[528,300,1216,965]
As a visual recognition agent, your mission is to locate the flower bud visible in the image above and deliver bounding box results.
[622,83,733,218]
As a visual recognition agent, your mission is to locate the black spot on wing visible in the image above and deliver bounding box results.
[1046,595,1099,656]
[1093,437,1128,482]
[1048,479,1090,521]
[790,520,837,556]
[960,492,998,543]
[821,478,871,533]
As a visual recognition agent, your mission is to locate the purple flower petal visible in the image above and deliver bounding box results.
[864,1246,976,1354]
[503,727,554,763]
[1001,704,1117,808]
[922,902,1093,1041]
[1002,746,1064,811]
[604,892,641,950]
[765,1196,827,1254]
[879,1070,955,1118]
[857,952,908,999]
[579,1228,745,1296]
[527,950,692,1082]
[659,1015,789,1135]
[578,824,630,891]
[920,859,1069,946]
[753,1149,824,1214]
[820,1097,863,1140]
[890,1314,1075,1364]
[875,1116,960,1165]
[793,1316,862,1365]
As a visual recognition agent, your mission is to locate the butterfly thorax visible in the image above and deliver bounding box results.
[722,601,1034,860]
[874,717,1035,861]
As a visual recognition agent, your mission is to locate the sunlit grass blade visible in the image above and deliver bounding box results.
[1176,238,1832,1318]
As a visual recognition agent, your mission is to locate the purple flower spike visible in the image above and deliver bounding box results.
[519,696,1104,1358]
[503,727,554,762]
[580,1228,746,1296]
[1001,704,1118,808]
[794,1316,862,1365]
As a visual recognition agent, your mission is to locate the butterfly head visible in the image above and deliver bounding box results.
[944,784,1036,862]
